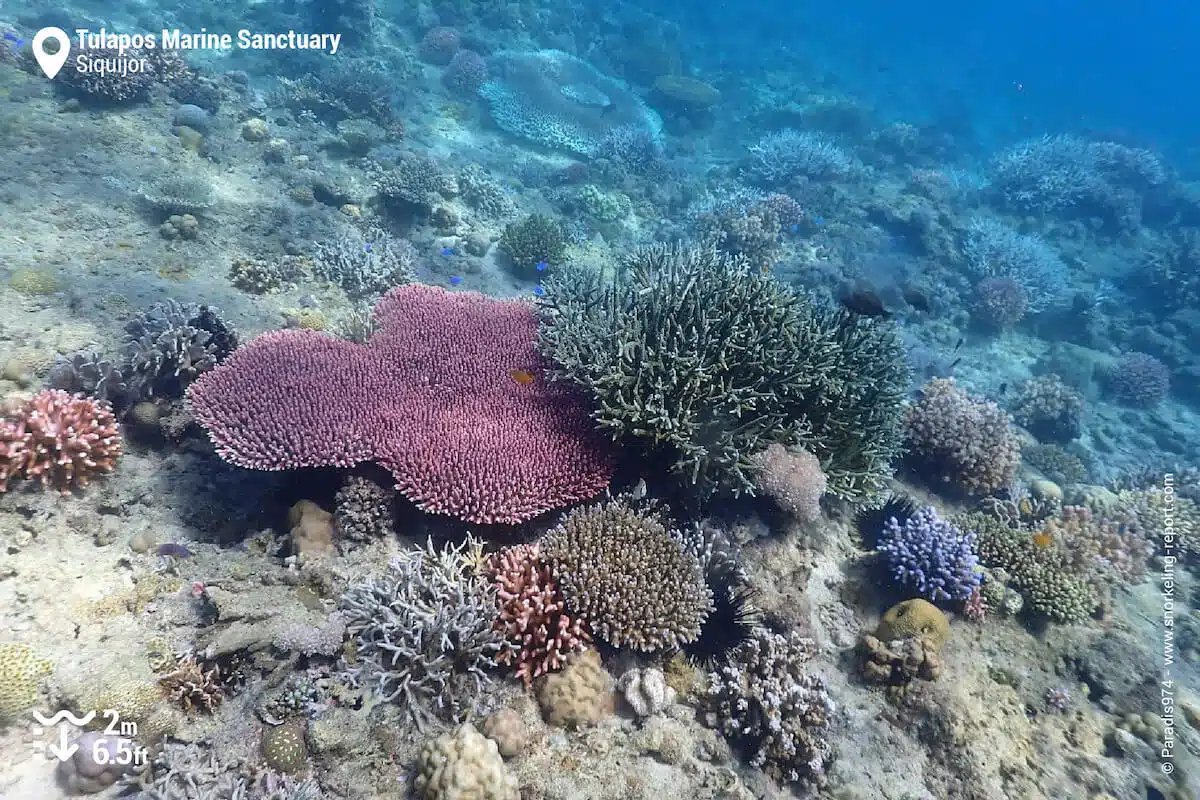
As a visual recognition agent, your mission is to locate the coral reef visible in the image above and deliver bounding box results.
[498,214,568,274]
[538,244,908,506]
[540,499,713,652]
[1011,375,1085,443]
[313,227,417,299]
[332,475,396,543]
[0,389,122,493]
[479,49,663,157]
[0,642,52,720]
[962,217,1071,312]
[1104,351,1171,408]
[486,543,591,684]
[905,378,1022,496]
[187,285,614,524]
[535,648,613,728]
[744,130,862,186]
[122,300,238,400]
[877,506,982,605]
[414,722,519,800]
[703,629,834,787]
[749,443,827,523]
[339,537,510,730]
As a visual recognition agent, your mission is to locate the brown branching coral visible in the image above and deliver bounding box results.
[159,656,223,714]
[540,498,713,652]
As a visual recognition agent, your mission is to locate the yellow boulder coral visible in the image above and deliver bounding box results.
[0,642,53,720]
[876,599,950,651]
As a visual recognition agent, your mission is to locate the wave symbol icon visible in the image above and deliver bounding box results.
[31,710,95,727]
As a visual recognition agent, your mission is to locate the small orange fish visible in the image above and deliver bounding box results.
[508,369,536,386]
[1032,531,1053,548]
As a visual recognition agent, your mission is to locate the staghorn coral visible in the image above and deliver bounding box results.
[962,217,1071,313]
[44,352,130,409]
[538,244,908,507]
[743,130,862,186]
[186,285,614,525]
[313,226,416,299]
[540,499,712,652]
[339,537,511,730]
[905,377,1021,496]
[749,443,827,523]
[990,134,1166,218]
[0,390,121,493]
[877,506,982,605]
[487,543,591,684]
[703,629,834,787]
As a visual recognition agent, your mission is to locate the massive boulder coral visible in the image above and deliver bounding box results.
[186,285,614,524]
[538,244,908,507]
[0,390,122,493]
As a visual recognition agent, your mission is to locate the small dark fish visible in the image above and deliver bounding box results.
[948,356,962,370]
[157,542,193,559]
[953,337,964,352]
[902,287,931,313]
[998,381,1007,395]
[840,289,890,318]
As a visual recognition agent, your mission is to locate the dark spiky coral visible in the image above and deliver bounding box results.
[537,244,908,507]
[540,498,713,652]
[122,301,238,400]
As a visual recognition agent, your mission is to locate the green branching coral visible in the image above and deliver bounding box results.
[537,244,908,507]
[962,512,1098,623]
[499,214,568,275]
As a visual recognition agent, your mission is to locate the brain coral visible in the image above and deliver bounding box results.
[186,285,613,524]
[479,50,663,157]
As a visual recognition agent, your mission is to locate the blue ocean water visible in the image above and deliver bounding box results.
[649,0,1200,161]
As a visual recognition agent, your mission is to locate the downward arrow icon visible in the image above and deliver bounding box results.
[46,726,78,762]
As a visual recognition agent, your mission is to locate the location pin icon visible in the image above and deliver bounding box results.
[32,27,71,79]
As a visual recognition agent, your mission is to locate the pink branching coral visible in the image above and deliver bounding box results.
[0,390,122,493]
[905,378,1021,496]
[750,443,826,523]
[186,285,614,524]
[487,543,591,684]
